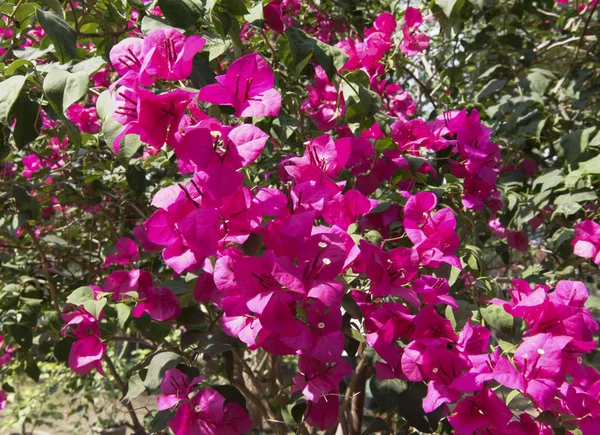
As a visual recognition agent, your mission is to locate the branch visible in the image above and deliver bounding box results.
[23,224,59,311]
[104,354,147,435]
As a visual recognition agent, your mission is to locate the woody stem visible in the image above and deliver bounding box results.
[104,354,146,434]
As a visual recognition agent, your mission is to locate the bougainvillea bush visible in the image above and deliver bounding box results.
[1,0,600,433]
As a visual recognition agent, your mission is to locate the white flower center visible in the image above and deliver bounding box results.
[537,348,545,355]
[318,322,325,329]
[194,405,202,413]
[322,258,331,265]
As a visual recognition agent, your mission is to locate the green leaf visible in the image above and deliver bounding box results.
[369,376,407,412]
[554,127,596,166]
[157,0,204,28]
[190,54,217,88]
[0,75,27,126]
[182,330,239,354]
[341,70,382,132]
[4,59,34,77]
[126,165,147,198]
[212,385,247,410]
[285,26,348,80]
[95,90,114,122]
[176,306,205,329]
[12,95,41,148]
[26,360,41,382]
[585,295,600,316]
[119,134,143,160]
[221,0,248,15]
[480,304,514,332]
[532,169,564,191]
[526,70,551,95]
[40,0,66,18]
[36,9,77,64]
[436,0,462,17]
[396,389,439,433]
[342,293,362,320]
[44,69,90,114]
[10,324,33,350]
[116,303,131,329]
[54,338,74,362]
[71,56,107,75]
[244,0,264,25]
[83,297,107,319]
[67,286,94,305]
[578,154,600,175]
[144,352,181,390]
[123,373,146,403]
[141,16,172,34]
[476,79,507,101]
[506,389,521,406]
[149,409,176,433]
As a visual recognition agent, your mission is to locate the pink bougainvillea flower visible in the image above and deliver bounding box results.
[132,225,163,252]
[0,390,7,412]
[264,1,286,32]
[132,286,181,321]
[103,237,140,267]
[68,335,107,376]
[508,230,529,252]
[22,154,41,180]
[141,27,206,82]
[292,355,352,402]
[109,36,147,84]
[400,7,430,56]
[158,369,205,411]
[412,275,458,309]
[448,388,514,434]
[404,192,461,268]
[514,333,571,408]
[110,27,205,86]
[356,240,420,304]
[572,220,600,265]
[168,385,252,435]
[102,269,153,302]
[113,87,196,150]
[67,104,101,134]
[198,52,282,117]
[168,388,225,434]
[323,189,376,230]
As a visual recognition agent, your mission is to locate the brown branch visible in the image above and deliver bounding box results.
[23,224,59,311]
[104,354,147,435]
[349,353,369,435]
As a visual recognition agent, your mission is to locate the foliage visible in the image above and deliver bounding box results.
[0,0,599,434]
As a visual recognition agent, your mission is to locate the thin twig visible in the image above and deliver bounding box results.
[23,224,59,311]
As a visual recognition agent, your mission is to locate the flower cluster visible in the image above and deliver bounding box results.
[39,4,600,435]
[158,369,252,434]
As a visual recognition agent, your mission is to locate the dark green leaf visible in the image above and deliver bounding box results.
[144,352,181,390]
[369,376,407,412]
[212,385,247,410]
[126,165,147,198]
[67,286,94,305]
[285,26,348,80]
[10,324,33,350]
[12,95,41,148]
[157,0,204,28]
[149,409,176,433]
[0,75,27,126]
[123,373,146,403]
[36,9,77,64]
[43,69,89,114]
